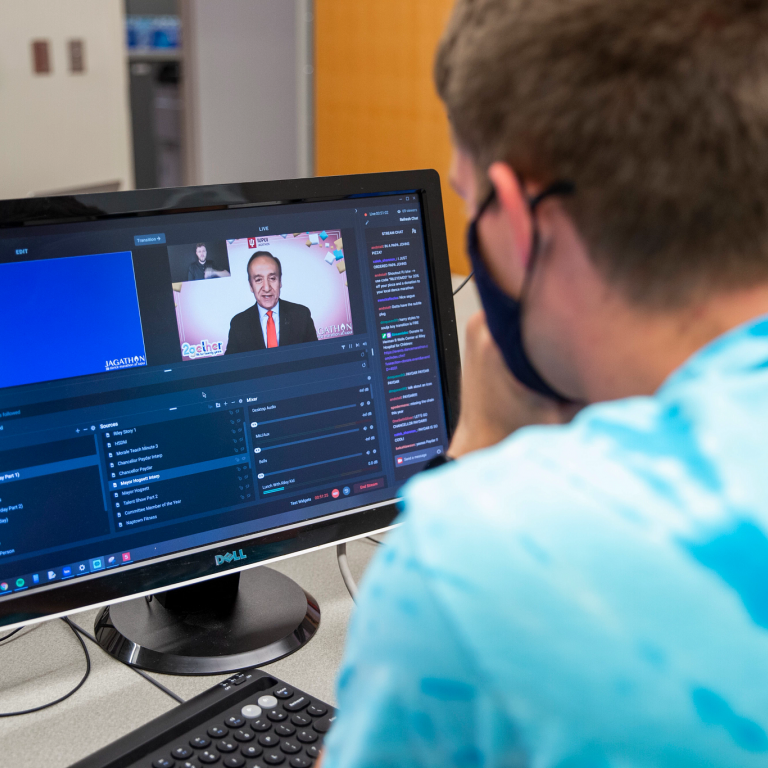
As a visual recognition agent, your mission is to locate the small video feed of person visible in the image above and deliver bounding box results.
[169,232,353,361]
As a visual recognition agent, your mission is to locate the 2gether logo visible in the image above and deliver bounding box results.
[105,354,147,371]
[215,549,247,566]
[182,339,224,360]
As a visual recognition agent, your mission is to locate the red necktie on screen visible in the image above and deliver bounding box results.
[266,310,278,348]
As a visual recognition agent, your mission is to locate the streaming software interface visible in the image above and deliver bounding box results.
[0,194,449,595]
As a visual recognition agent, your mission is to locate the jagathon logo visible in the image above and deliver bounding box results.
[105,354,147,372]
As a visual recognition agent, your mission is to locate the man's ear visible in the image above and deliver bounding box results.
[474,162,536,297]
[487,163,536,272]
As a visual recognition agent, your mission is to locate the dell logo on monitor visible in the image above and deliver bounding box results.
[215,549,247,566]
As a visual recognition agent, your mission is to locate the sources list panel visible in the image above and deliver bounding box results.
[104,408,252,531]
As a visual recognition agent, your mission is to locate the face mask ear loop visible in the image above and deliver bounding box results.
[472,178,574,301]
[477,186,497,218]
[520,180,577,301]
[455,187,498,297]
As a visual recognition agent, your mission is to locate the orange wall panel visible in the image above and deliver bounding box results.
[315,0,469,274]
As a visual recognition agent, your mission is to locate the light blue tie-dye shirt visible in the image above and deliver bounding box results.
[322,315,768,768]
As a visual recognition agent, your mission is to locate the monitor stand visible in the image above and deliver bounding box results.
[93,567,320,675]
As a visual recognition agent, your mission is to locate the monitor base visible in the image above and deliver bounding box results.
[93,566,320,675]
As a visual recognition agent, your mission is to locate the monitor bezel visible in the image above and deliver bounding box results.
[0,170,460,628]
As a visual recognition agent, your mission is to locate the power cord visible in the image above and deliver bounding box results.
[336,542,359,603]
[0,618,91,718]
[453,271,474,296]
[0,616,185,717]
[0,626,24,643]
[337,536,387,603]
[67,619,184,705]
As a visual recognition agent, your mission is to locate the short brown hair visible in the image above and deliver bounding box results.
[247,251,282,279]
[436,0,768,306]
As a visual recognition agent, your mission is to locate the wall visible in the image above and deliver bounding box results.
[182,0,312,186]
[315,0,468,274]
[0,0,133,198]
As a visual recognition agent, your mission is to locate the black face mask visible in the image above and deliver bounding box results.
[466,181,575,403]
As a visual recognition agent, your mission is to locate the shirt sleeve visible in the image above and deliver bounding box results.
[321,517,526,768]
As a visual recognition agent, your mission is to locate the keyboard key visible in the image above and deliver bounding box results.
[296,730,317,744]
[199,751,220,764]
[216,739,237,753]
[306,704,327,717]
[275,724,295,737]
[280,740,300,754]
[251,718,271,732]
[305,745,320,759]
[241,745,263,759]
[179,762,198,768]
[172,746,193,759]
[233,729,254,742]
[290,714,311,727]
[258,695,278,709]
[284,696,308,712]
[191,736,211,749]
[263,751,285,765]
[273,686,293,699]
[223,757,245,768]
[241,704,262,720]
[267,709,287,722]
[152,758,175,768]
[258,733,279,748]
[208,726,228,738]
[290,758,312,768]
[225,715,245,728]
[312,715,336,734]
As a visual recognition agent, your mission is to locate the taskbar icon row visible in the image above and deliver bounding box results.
[0,550,133,595]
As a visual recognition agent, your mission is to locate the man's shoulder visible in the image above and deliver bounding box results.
[346,396,768,768]
[279,299,311,317]
[229,304,259,327]
[403,394,681,550]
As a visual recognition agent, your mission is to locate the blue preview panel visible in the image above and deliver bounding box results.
[0,251,146,389]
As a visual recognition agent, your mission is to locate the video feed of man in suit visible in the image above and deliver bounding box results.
[171,230,354,362]
[225,251,318,354]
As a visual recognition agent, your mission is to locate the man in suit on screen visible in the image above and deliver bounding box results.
[225,251,318,354]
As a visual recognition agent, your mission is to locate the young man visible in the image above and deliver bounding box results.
[186,243,230,281]
[321,0,768,765]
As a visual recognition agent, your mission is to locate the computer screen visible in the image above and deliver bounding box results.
[0,171,459,629]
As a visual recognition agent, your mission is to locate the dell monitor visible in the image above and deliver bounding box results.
[0,171,460,674]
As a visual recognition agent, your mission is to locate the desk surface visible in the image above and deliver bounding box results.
[0,539,379,768]
[0,280,480,768]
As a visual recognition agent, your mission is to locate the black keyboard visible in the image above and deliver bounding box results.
[71,669,336,768]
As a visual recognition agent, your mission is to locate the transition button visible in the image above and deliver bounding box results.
[134,233,166,246]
